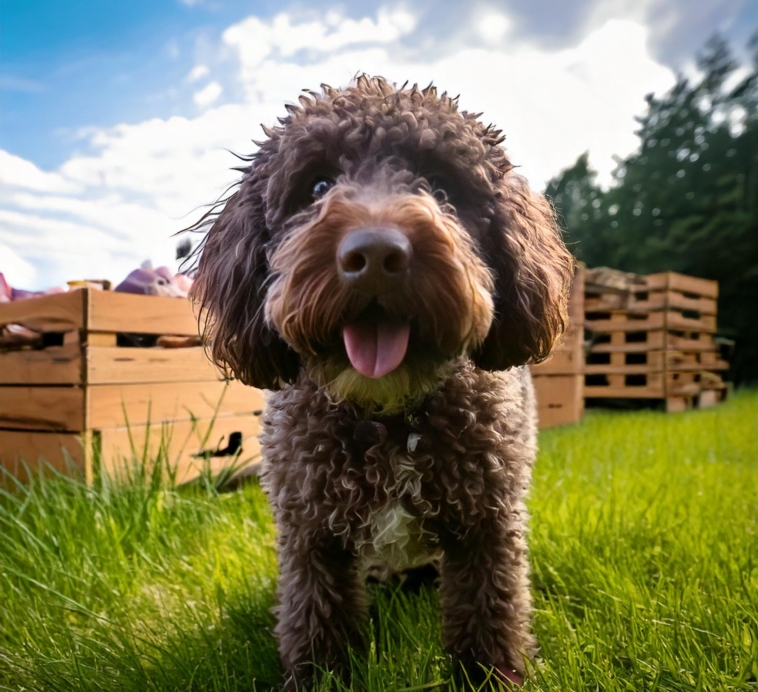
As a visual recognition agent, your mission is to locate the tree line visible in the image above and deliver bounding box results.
[545,35,758,384]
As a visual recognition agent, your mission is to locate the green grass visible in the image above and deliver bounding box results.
[1,392,757,691]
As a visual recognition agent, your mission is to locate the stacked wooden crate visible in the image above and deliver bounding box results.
[0,289,263,483]
[531,264,585,428]
[583,271,728,411]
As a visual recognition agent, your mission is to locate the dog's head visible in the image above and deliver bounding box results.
[191,76,574,413]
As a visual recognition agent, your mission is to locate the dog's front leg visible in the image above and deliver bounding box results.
[274,527,367,689]
[439,513,535,687]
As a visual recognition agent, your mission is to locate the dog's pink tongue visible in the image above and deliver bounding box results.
[343,320,410,379]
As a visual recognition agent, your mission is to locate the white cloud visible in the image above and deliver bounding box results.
[187,64,210,82]
[0,150,82,194]
[193,80,223,107]
[0,7,675,290]
[222,8,417,89]
[0,243,38,287]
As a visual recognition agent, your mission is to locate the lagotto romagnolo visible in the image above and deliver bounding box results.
[190,76,574,689]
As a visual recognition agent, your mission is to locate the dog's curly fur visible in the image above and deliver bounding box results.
[190,75,574,688]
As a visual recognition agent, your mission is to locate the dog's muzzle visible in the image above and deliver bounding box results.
[337,227,413,379]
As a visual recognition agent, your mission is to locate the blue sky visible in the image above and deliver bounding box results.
[3,0,260,167]
[1,0,755,289]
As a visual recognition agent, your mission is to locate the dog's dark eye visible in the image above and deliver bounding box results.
[312,178,335,200]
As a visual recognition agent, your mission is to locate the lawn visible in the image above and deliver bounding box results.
[1,392,757,691]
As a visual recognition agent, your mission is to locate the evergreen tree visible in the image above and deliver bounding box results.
[545,153,607,267]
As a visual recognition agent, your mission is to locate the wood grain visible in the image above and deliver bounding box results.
[86,380,264,429]
[87,291,199,336]
[0,386,85,431]
[86,346,224,384]
[99,413,262,485]
[0,291,84,332]
[0,344,82,385]
[0,429,86,482]
[532,374,584,429]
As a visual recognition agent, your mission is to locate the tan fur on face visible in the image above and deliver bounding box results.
[265,185,495,406]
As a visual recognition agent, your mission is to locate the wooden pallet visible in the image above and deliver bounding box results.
[0,289,263,483]
[583,271,727,411]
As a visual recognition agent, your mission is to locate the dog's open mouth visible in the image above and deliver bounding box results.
[342,305,410,379]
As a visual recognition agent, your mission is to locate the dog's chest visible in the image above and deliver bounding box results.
[354,444,440,573]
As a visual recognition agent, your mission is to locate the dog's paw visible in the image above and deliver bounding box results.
[456,662,524,689]
[497,666,524,687]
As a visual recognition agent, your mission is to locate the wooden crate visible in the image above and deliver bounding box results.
[583,271,727,411]
[0,289,263,483]
[532,264,585,428]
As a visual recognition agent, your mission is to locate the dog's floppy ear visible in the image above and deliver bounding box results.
[190,184,300,390]
[472,173,574,371]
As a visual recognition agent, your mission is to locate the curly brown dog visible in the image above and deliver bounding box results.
[191,75,574,689]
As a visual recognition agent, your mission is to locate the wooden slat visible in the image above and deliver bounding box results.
[532,374,583,428]
[533,322,583,376]
[585,311,666,332]
[585,369,725,400]
[584,361,729,376]
[532,349,580,376]
[0,386,85,431]
[86,380,264,429]
[0,413,263,486]
[644,272,718,298]
[87,332,117,346]
[669,359,729,372]
[86,346,225,385]
[584,350,729,375]
[99,414,262,485]
[586,310,716,334]
[588,332,717,353]
[87,290,199,336]
[0,344,82,384]
[667,293,717,315]
[584,386,666,398]
[0,429,86,482]
[667,312,716,332]
[585,292,718,316]
[667,272,718,298]
[0,380,263,432]
[567,264,585,325]
[584,372,666,399]
[0,291,84,332]
[589,330,666,352]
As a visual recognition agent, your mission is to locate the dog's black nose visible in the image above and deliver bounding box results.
[337,227,412,294]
